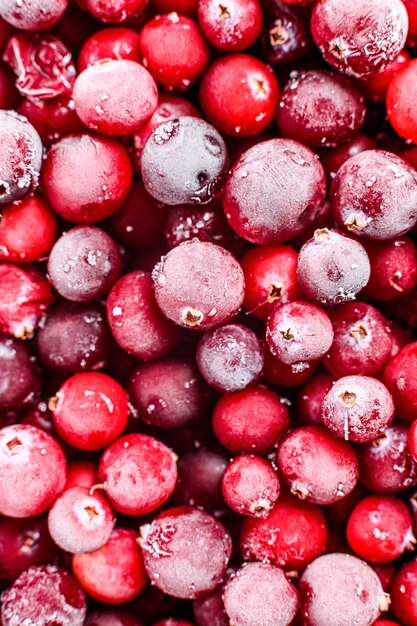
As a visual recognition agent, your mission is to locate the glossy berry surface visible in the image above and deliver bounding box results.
[78,27,141,70]
[390,558,417,626]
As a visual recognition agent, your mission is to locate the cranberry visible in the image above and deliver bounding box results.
[78,27,141,71]
[140,506,232,599]
[129,357,211,429]
[299,553,389,626]
[86,611,144,626]
[387,60,417,145]
[222,139,326,245]
[0,424,66,518]
[0,263,53,339]
[0,110,42,206]
[277,70,365,149]
[356,422,417,493]
[240,244,303,321]
[65,460,97,491]
[390,558,417,625]
[142,116,228,206]
[74,59,158,136]
[362,236,417,301]
[213,384,289,454]
[359,50,410,105]
[222,454,280,517]
[404,0,417,45]
[296,371,333,426]
[346,494,415,563]
[0,0,69,31]
[264,343,318,388]
[323,302,393,377]
[106,270,180,359]
[240,492,327,571]
[200,54,279,137]
[260,5,313,67]
[152,240,244,330]
[319,133,376,182]
[0,336,40,413]
[3,33,76,100]
[98,433,177,515]
[17,95,84,145]
[311,0,408,78]
[48,486,115,554]
[84,0,149,23]
[223,562,298,626]
[383,342,417,423]
[331,150,417,240]
[1,564,86,626]
[73,527,148,604]
[198,0,263,52]
[266,300,334,367]
[153,0,198,14]
[196,323,264,393]
[193,584,229,626]
[42,133,133,223]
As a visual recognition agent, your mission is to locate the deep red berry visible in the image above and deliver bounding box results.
[65,460,97,491]
[193,584,229,626]
[387,60,417,145]
[17,95,85,146]
[73,528,148,604]
[198,0,263,52]
[390,558,417,626]
[84,0,149,23]
[319,133,376,182]
[0,335,40,412]
[86,610,144,626]
[296,372,333,427]
[383,342,417,423]
[153,0,198,14]
[78,27,141,71]
[359,50,410,105]
[264,343,319,388]
[139,13,210,91]
[362,237,417,301]
[200,54,279,137]
[98,433,177,515]
[260,5,313,67]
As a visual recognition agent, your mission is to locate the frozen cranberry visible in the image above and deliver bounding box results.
[356,422,417,493]
[331,150,417,240]
[139,13,209,91]
[153,240,244,330]
[346,495,414,563]
[74,60,158,136]
[266,300,334,367]
[107,270,180,359]
[299,553,389,626]
[36,302,113,372]
[0,0,69,31]
[311,0,408,78]
[51,372,129,451]
[277,70,365,149]
[383,342,417,423]
[73,527,148,604]
[0,336,40,412]
[359,50,410,104]
[140,506,232,599]
[193,584,228,626]
[65,460,97,491]
[0,110,42,205]
[223,562,298,626]
[86,611,144,626]
[277,426,359,505]
[78,27,141,70]
[0,193,57,263]
[222,454,280,517]
[84,0,149,23]
[213,385,289,454]
[125,93,200,174]
[173,447,228,512]
[111,180,167,249]
[3,33,76,100]
[129,357,211,429]
[198,0,263,52]
[260,5,313,67]
[48,486,115,554]
[42,134,133,223]
[142,117,228,206]
[240,244,303,321]
[387,60,417,145]
[18,95,84,146]
[1,564,86,626]
[0,424,66,517]
[319,133,376,182]
[200,54,279,137]
[296,372,333,427]
[47,226,121,303]
[222,139,326,245]
[196,323,264,393]
[0,263,53,339]
[363,237,417,301]
[0,61,19,109]
[390,558,417,626]
[321,375,394,443]
[0,514,56,584]
[98,433,177,515]
[240,493,327,571]
[323,303,393,377]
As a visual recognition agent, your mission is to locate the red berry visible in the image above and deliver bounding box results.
[84,0,149,23]
[0,0,69,31]
[198,0,263,52]
[390,558,417,626]
[78,27,142,71]
[362,236,417,301]
[383,342,417,423]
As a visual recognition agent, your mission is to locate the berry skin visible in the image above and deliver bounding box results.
[0,0,69,31]
[97,433,177,515]
[51,372,129,451]
[78,27,141,71]
[383,342,417,423]
[390,558,417,626]
[296,372,333,427]
[0,335,41,413]
[0,424,67,518]
[198,0,263,53]
[277,426,359,505]
[387,59,417,145]
[84,0,149,23]
[346,495,415,563]
[362,237,417,301]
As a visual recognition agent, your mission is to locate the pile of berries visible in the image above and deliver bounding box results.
[2,0,417,624]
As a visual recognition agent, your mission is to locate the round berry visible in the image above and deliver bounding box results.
[78,27,141,71]
[0,0,68,31]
